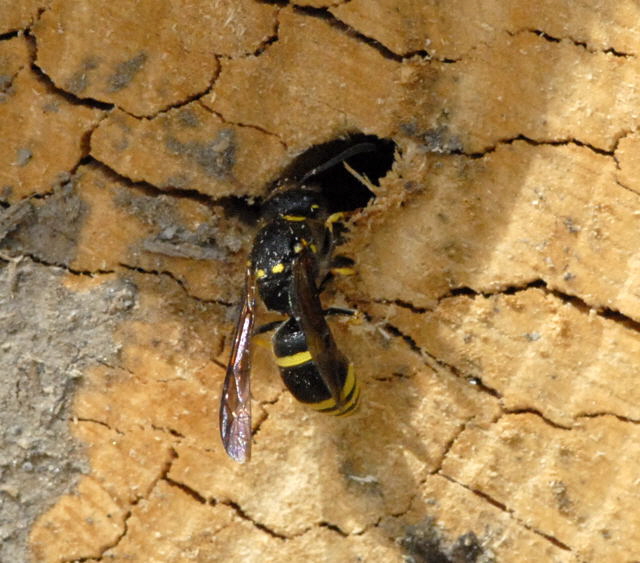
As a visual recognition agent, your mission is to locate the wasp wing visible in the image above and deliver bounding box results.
[219,264,256,463]
[291,247,346,407]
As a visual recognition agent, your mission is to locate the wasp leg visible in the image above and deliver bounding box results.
[253,319,285,351]
[254,319,285,336]
[327,254,356,278]
[325,212,345,232]
[324,306,356,317]
[324,306,363,326]
[330,267,356,276]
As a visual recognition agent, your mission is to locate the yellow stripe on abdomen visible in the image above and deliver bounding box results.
[309,396,337,412]
[308,363,360,416]
[336,384,360,417]
[275,350,312,368]
[341,363,356,401]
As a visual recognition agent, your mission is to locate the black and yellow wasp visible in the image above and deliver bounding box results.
[219,145,373,463]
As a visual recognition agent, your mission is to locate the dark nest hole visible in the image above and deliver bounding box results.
[279,134,396,214]
[223,135,396,226]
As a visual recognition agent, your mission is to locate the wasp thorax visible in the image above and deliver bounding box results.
[261,186,327,222]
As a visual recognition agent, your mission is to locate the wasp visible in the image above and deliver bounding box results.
[219,145,373,463]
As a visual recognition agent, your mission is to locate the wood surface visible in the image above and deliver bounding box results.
[1,1,639,561]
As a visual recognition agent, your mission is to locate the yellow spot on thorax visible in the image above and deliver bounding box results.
[271,263,285,274]
[294,238,313,254]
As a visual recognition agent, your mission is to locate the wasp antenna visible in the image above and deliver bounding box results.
[300,142,377,184]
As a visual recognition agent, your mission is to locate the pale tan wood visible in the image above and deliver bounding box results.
[0,0,634,561]
[91,106,288,200]
[0,48,103,202]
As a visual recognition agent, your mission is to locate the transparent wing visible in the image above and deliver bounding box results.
[219,264,256,463]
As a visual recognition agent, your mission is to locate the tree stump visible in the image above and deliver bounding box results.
[1,2,639,561]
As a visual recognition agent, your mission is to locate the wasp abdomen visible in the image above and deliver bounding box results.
[273,318,360,417]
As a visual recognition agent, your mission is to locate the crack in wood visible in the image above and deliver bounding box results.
[30,59,114,112]
[432,417,475,475]
[438,473,572,553]
[516,28,633,59]
[150,423,186,439]
[375,317,503,403]
[73,417,125,436]
[318,520,349,537]
[164,475,209,505]
[0,251,115,277]
[293,5,404,62]
[221,500,289,540]
[575,411,640,425]
[293,3,458,63]
[64,449,177,562]
[365,281,640,430]
[85,157,227,209]
[374,276,640,337]
[1,252,231,316]
[116,262,233,307]
[614,178,640,197]
[498,410,572,431]
[202,104,288,149]
[464,134,615,159]
[99,448,178,559]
